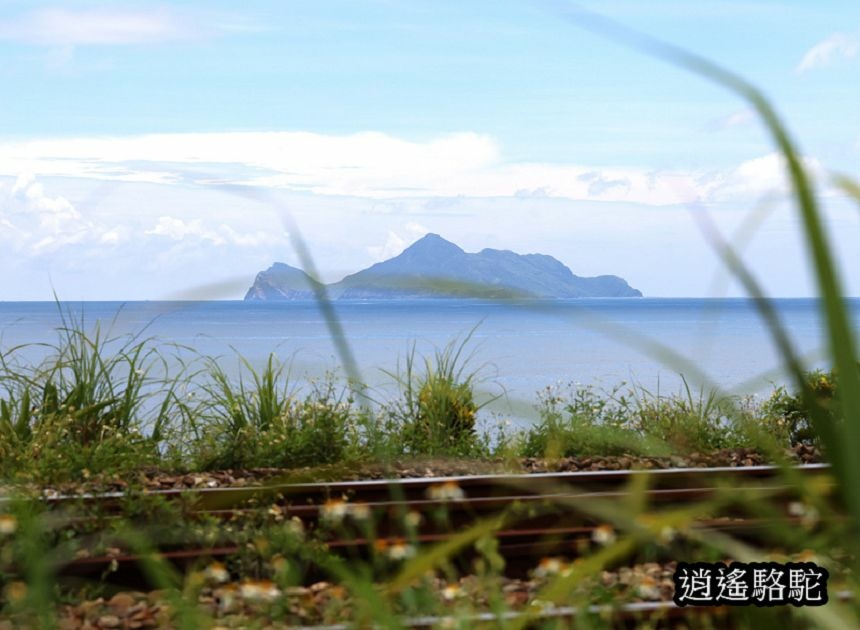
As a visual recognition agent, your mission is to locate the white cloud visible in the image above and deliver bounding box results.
[146,215,281,248]
[0,131,820,208]
[147,216,224,244]
[796,32,860,73]
[0,8,200,46]
[1,173,92,253]
[702,152,825,202]
[0,174,281,263]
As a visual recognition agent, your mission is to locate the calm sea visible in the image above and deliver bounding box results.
[1,299,858,422]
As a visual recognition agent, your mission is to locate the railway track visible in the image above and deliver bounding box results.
[10,464,832,584]
[29,463,832,509]
[1,464,843,627]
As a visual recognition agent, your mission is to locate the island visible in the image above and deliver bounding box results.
[244,233,642,300]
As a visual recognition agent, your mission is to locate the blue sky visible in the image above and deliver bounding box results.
[0,1,859,299]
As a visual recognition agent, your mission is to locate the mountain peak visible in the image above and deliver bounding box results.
[403,233,464,255]
[395,232,466,263]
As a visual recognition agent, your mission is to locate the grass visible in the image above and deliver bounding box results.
[0,311,833,485]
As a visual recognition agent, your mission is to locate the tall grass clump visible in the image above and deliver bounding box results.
[190,354,361,470]
[383,330,497,456]
[0,307,187,481]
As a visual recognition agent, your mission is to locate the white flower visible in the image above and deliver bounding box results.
[385,539,415,561]
[591,524,616,546]
[240,579,281,602]
[534,556,569,578]
[441,583,463,601]
[636,576,661,600]
[427,481,465,502]
[320,498,349,524]
[204,561,230,584]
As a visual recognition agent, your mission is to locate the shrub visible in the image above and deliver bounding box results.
[761,368,848,445]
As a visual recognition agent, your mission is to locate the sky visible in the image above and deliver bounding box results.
[0,0,859,300]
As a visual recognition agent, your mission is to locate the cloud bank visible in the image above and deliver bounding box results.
[0,131,816,206]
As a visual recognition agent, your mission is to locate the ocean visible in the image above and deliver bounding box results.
[1,299,858,423]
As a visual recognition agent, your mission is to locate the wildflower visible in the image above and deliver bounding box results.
[320,498,349,524]
[348,502,371,521]
[441,583,463,601]
[204,561,230,584]
[240,579,281,602]
[426,481,465,502]
[636,575,661,600]
[534,556,568,578]
[591,524,616,546]
[268,504,284,521]
[0,514,18,535]
[381,538,415,561]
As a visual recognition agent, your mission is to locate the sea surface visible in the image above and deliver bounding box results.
[1,299,858,423]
